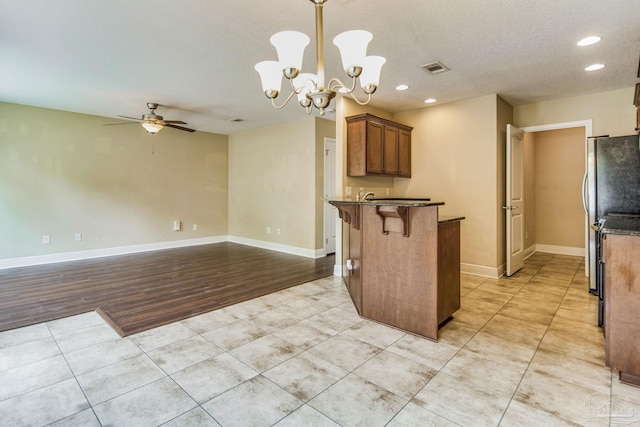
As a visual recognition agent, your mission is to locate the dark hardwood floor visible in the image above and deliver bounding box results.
[0,242,335,336]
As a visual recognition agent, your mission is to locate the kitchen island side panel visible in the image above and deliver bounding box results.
[437,220,461,324]
[603,233,640,384]
[360,205,439,339]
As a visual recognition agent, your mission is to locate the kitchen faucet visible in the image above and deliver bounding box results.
[356,190,375,201]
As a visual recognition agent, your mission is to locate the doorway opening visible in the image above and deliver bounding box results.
[516,120,592,277]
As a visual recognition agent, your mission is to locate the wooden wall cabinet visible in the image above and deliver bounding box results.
[603,233,640,386]
[346,113,412,177]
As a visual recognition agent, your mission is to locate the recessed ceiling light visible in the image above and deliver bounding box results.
[395,84,409,91]
[585,63,605,71]
[577,36,601,47]
[424,98,437,104]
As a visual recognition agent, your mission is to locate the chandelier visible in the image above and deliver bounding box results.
[254,0,385,116]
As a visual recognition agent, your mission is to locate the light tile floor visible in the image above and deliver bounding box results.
[2,253,640,426]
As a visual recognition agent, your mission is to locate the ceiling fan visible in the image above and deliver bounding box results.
[104,102,196,134]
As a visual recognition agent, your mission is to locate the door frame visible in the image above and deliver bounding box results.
[323,137,337,256]
[519,119,593,277]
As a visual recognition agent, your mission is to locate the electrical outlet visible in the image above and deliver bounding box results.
[74,233,82,241]
[192,224,198,231]
[386,188,391,196]
[42,235,50,244]
[345,186,352,196]
[173,220,181,231]
[277,228,281,235]
[267,226,271,234]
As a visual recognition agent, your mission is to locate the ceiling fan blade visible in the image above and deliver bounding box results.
[103,122,138,126]
[165,123,196,133]
[118,115,142,121]
[164,120,188,124]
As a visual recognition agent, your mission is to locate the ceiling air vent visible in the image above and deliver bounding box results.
[421,61,449,74]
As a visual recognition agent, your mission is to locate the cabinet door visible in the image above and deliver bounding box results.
[383,126,399,174]
[398,128,411,177]
[366,121,384,174]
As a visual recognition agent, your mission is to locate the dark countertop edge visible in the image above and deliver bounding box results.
[328,199,444,207]
[439,215,465,223]
[601,214,640,236]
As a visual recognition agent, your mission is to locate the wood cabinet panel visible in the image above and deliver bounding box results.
[366,121,385,174]
[398,128,411,177]
[383,126,399,174]
[346,114,412,177]
[604,233,640,385]
[331,200,462,341]
[361,205,439,339]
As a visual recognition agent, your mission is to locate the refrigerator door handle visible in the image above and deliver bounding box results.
[581,171,589,215]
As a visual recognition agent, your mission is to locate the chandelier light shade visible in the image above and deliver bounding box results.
[255,60,284,98]
[359,56,386,92]
[270,31,310,78]
[333,30,372,73]
[254,0,385,115]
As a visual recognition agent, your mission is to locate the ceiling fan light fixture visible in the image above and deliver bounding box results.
[141,122,164,134]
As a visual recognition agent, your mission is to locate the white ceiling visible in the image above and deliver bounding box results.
[1,0,639,135]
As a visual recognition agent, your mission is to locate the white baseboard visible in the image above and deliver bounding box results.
[0,236,228,270]
[535,244,585,257]
[460,263,502,279]
[227,236,325,259]
[524,244,536,259]
[1,235,331,270]
[333,264,342,276]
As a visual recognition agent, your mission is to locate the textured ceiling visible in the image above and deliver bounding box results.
[1,0,639,135]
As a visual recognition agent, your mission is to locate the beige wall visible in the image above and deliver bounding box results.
[532,127,585,248]
[394,95,502,271]
[0,102,229,260]
[514,87,636,136]
[228,117,334,251]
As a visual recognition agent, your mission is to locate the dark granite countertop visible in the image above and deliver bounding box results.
[328,198,444,207]
[327,199,464,223]
[438,215,466,223]
[601,213,640,236]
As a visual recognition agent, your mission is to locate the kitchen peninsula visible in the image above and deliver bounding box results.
[329,198,464,341]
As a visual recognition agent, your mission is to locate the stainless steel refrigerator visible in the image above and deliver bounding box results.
[584,134,640,325]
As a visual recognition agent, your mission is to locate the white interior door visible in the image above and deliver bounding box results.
[324,138,337,254]
[506,124,525,276]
